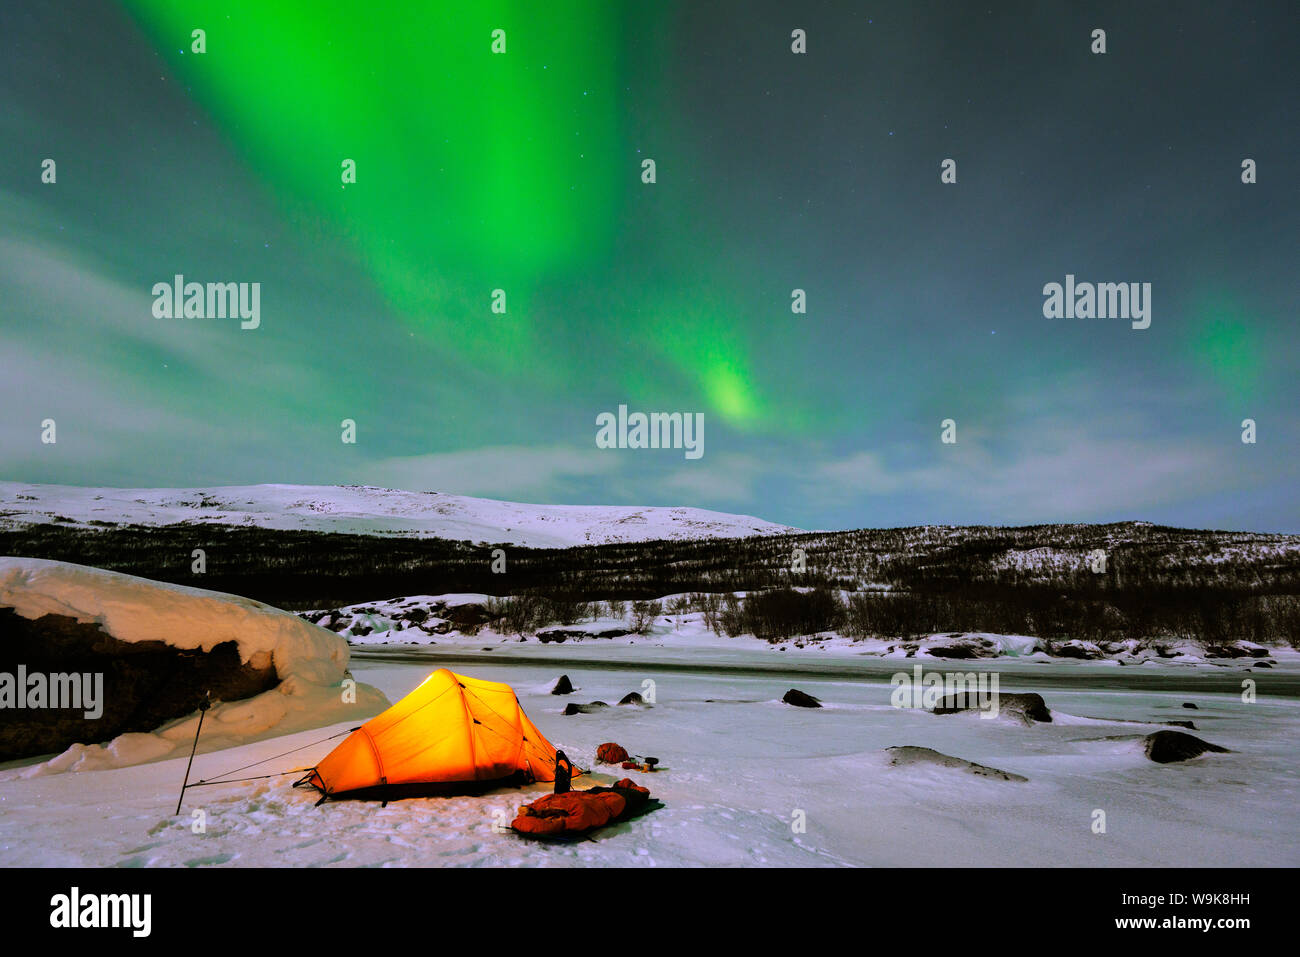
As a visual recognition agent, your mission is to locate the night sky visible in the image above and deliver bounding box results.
[1,1,1296,532]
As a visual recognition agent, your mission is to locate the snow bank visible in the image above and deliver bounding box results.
[1,557,343,683]
[0,557,387,773]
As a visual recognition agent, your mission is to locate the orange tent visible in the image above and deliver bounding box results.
[300,669,575,803]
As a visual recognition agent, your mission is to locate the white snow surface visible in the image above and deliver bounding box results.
[0,482,799,547]
[0,558,388,774]
[3,572,1297,865]
[2,646,1297,867]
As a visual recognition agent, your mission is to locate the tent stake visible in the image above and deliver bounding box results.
[174,692,211,816]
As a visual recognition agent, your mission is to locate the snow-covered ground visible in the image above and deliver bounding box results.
[2,639,1297,867]
[3,568,1297,867]
[0,482,798,546]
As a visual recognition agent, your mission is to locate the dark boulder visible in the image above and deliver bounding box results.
[782,688,822,708]
[933,691,1052,724]
[562,701,609,716]
[550,674,574,696]
[998,693,1053,724]
[1143,730,1230,764]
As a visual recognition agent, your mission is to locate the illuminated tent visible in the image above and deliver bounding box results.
[299,669,574,803]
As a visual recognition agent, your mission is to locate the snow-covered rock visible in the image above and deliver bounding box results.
[0,557,386,771]
[304,594,499,644]
[1054,638,1105,660]
[884,746,1028,782]
[537,621,633,643]
[1203,640,1270,659]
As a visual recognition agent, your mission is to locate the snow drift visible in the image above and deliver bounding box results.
[0,557,386,774]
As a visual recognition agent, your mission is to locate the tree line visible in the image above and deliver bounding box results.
[2,519,1297,645]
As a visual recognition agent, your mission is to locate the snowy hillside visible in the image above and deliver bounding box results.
[0,482,799,547]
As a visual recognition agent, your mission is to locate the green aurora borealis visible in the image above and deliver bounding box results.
[1,1,1296,531]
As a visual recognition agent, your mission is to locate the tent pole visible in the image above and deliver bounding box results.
[174,692,211,816]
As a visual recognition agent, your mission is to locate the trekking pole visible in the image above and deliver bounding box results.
[175,691,212,815]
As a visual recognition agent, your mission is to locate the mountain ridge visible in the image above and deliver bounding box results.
[0,481,799,548]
